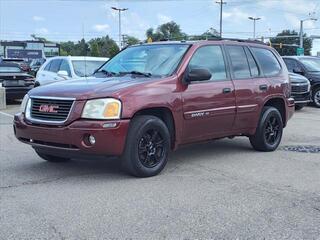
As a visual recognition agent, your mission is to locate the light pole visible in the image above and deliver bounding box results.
[248,17,261,40]
[299,17,317,49]
[111,7,128,49]
[216,0,227,38]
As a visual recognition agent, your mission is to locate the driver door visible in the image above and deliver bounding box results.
[181,45,236,144]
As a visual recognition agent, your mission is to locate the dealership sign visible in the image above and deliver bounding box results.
[7,49,43,61]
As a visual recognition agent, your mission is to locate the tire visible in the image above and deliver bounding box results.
[36,151,70,163]
[249,106,283,152]
[295,104,304,111]
[122,115,170,177]
[312,87,320,108]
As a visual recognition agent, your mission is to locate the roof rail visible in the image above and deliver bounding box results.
[207,37,267,45]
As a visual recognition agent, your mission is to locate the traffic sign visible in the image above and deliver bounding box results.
[297,47,304,56]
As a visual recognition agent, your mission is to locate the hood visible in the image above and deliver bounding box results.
[289,73,309,84]
[306,71,320,82]
[28,76,159,100]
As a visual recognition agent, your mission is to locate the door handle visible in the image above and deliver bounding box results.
[223,88,231,94]
[259,84,268,91]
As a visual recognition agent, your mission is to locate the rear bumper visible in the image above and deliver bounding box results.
[14,113,130,158]
[5,86,33,100]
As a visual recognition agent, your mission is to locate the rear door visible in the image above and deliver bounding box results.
[181,45,236,143]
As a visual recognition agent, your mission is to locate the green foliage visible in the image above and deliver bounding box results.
[270,30,312,56]
[146,21,187,41]
[124,35,140,46]
[188,28,220,40]
[60,36,120,58]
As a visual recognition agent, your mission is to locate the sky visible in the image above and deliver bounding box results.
[0,0,320,54]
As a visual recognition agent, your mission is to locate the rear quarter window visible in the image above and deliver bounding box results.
[251,47,281,77]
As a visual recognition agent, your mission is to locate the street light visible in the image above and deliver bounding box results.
[111,7,128,49]
[248,17,261,40]
[299,16,317,51]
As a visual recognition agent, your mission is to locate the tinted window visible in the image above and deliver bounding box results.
[245,47,259,77]
[252,47,281,77]
[226,46,251,78]
[299,58,320,72]
[188,46,227,81]
[283,59,299,72]
[0,66,22,73]
[44,61,52,71]
[49,59,62,73]
[59,60,71,76]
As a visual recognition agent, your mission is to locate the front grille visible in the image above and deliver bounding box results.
[291,84,309,93]
[30,98,74,122]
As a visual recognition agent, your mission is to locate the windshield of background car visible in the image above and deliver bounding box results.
[300,58,320,72]
[0,66,22,73]
[99,44,190,77]
[72,60,106,77]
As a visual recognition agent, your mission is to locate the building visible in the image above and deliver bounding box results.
[0,40,60,62]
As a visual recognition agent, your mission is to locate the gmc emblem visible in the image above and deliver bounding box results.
[39,104,59,113]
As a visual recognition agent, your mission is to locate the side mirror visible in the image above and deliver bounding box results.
[186,68,212,82]
[57,70,69,79]
[293,67,304,75]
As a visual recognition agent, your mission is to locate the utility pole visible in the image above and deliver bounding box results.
[299,15,317,55]
[111,7,128,49]
[248,17,261,40]
[216,0,226,38]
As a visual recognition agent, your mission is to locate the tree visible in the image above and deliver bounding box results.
[124,35,140,46]
[60,41,76,56]
[88,35,120,58]
[30,34,50,43]
[270,30,313,56]
[146,21,186,41]
[189,28,220,40]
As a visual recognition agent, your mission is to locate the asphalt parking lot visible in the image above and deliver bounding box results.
[1,104,320,240]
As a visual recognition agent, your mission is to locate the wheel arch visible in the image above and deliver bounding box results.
[263,97,287,127]
[132,107,176,149]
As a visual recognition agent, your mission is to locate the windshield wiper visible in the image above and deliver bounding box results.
[94,69,117,76]
[119,71,152,78]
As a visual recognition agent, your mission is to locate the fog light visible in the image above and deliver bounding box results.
[88,135,96,145]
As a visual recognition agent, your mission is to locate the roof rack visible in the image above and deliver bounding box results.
[207,37,267,45]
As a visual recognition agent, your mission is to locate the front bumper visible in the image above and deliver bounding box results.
[14,113,130,158]
[291,92,311,104]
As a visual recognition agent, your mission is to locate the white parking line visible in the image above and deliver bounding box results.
[0,111,14,118]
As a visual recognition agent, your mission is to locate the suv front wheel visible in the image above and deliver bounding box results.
[122,115,170,177]
[249,106,283,152]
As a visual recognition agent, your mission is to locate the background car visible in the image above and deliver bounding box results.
[29,58,46,76]
[283,56,320,108]
[1,58,31,73]
[289,72,311,110]
[0,62,35,101]
[35,56,109,86]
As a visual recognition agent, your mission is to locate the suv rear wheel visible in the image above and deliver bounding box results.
[36,151,70,163]
[249,106,283,152]
[312,87,320,108]
[122,115,170,177]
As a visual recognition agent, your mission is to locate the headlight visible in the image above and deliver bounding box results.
[20,94,29,113]
[82,98,121,120]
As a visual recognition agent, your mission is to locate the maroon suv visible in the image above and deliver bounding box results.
[14,40,294,177]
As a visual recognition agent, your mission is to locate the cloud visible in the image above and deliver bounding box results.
[258,0,317,15]
[285,13,316,29]
[93,24,110,32]
[223,8,250,21]
[157,14,172,24]
[35,28,49,34]
[33,16,45,22]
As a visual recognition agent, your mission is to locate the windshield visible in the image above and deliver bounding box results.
[72,60,106,77]
[99,44,190,77]
[300,58,320,72]
[0,66,22,73]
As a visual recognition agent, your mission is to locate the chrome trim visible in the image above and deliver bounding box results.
[25,96,76,125]
[294,100,311,104]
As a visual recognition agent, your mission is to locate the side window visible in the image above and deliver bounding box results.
[49,59,62,73]
[245,47,259,77]
[59,60,71,76]
[44,61,52,71]
[283,59,296,72]
[188,45,227,81]
[226,46,251,79]
[252,47,281,77]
